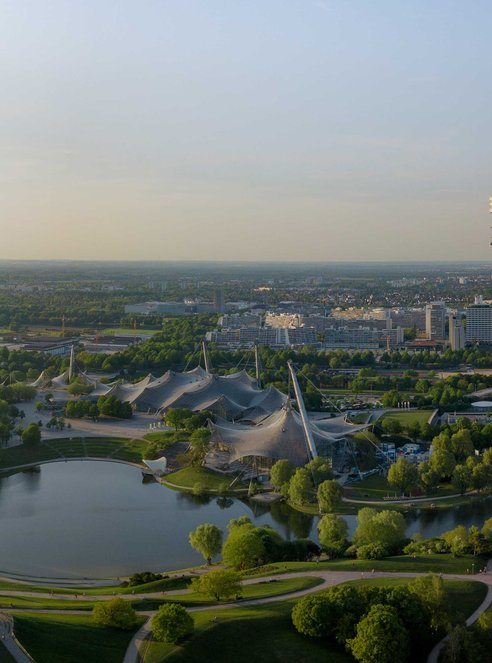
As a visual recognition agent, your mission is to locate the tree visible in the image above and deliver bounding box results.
[450,429,475,462]
[21,422,41,446]
[188,523,223,565]
[387,458,418,496]
[353,508,406,553]
[317,479,343,512]
[418,460,441,493]
[305,456,333,483]
[452,464,472,495]
[288,468,313,505]
[291,594,339,638]
[92,598,137,630]
[409,574,447,630]
[381,418,402,436]
[67,381,94,396]
[192,569,241,601]
[222,525,266,570]
[472,462,492,491]
[348,604,409,663]
[442,525,469,556]
[151,603,194,643]
[482,516,492,541]
[165,408,190,430]
[317,514,348,556]
[270,459,295,490]
[189,428,211,467]
[430,448,456,479]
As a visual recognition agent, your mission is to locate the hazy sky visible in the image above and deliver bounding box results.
[1,0,491,261]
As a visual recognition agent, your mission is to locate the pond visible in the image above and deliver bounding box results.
[0,461,490,578]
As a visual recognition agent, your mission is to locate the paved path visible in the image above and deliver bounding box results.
[342,490,478,505]
[2,570,492,663]
[0,613,34,662]
[118,570,492,663]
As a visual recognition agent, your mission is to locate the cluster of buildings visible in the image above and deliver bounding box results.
[425,296,492,350]
[124,289,227,316]
[205,295,492,352]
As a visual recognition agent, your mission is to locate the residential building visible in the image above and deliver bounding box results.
[449,314,466,351]
[466,295,492,343]
[425,301,446,340]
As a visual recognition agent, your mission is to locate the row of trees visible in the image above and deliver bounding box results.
[317,508,492,561]
[292,573,454,663]
[65,395,132,420]
[188,517,320,570]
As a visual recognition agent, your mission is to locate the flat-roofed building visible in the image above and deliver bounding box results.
[425,301,446,340]
[449,314,465,350]
[466,295,492,344]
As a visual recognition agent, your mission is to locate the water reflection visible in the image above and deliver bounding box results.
[0,461,490,578]
[216,497,234,510]
[269,502,315,540]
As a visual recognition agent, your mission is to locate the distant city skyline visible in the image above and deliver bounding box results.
[1,1,491,262]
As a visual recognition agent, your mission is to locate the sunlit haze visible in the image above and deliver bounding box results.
[1,0,491,261]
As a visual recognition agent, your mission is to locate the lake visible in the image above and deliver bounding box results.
[0,461,490,578]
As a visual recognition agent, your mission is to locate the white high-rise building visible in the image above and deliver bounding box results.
[465,295,492,344]
[449,314,465,351]
[425,301,446,340]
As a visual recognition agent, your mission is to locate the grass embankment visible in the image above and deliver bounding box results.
[163,466,247,493]
[257,554,487,575]
[0,437,146,471]
[141,602,351,663]
[13,613,144,663]
[141,578,486,663]
[345,473,457,501]
[0,577,322,611]
[0,576,192,597]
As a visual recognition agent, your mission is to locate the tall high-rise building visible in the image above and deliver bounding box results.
[449,313,465,351]
[466,295,492,343]
[425,301,446,340]
[213,288,225,313]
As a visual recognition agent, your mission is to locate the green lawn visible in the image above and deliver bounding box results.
[157,576,323,608]
[380,409,432,427]
[13,613,144,663]
[0,437,146,470]
[141,603,351,663]
[141,578,487,663]
[263,554,487,575]
[164,466,246,492]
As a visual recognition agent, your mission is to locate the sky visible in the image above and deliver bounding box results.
[0,0,491,262]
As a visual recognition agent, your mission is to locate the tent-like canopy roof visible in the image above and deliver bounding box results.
[210,404,342,467]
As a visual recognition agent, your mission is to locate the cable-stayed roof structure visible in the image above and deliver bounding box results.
[209,403,358,467]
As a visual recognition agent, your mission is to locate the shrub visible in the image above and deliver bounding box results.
[356,543,388,560]
[92,598,137,630]
[151,603,194,643]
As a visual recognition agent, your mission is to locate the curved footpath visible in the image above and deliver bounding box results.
[0,613,34,662]
[342,490,483,505]
[2,570,492,663]
[121,570,492,663]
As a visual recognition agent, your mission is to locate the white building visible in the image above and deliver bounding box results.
[466,295,492,344]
